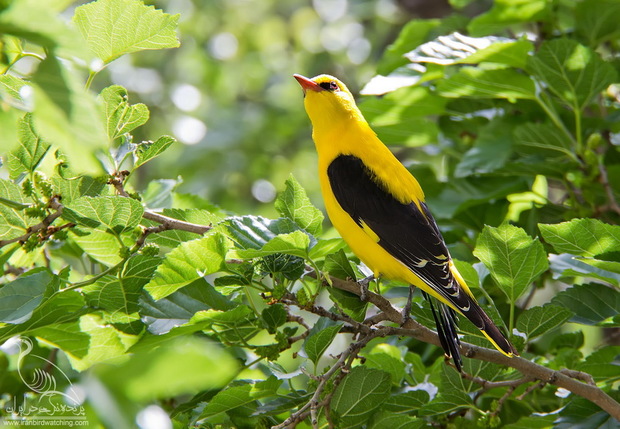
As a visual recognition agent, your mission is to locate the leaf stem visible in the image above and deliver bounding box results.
[85,70,97,90]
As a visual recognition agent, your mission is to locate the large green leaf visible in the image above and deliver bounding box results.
[551,283,620,326]
[527,39,617,110]
[62,196,143,235]
[73,0,180,65]
[7,114,50,180]
[473,224,548,303]
[513,122,576,160]
[144,232,227,300]
[274,175,323,236]
[369,413,425,429]
[134,136,176,169]
[516,305,573,340]
[331,366,392,429]
[71,229,124,267]
[539,218,620,257]
[437,67,536,101]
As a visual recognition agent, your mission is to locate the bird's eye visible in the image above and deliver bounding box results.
[319,81,339,91]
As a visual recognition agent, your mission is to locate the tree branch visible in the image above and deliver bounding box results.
[0,197,66,249]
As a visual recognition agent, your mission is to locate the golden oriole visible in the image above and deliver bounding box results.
[294,73,517,369]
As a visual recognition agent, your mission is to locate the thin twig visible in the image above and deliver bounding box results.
[0,197,65,249]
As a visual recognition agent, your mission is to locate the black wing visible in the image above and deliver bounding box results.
[327,154,516,358]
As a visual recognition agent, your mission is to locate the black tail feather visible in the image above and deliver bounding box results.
[424,292,462,371]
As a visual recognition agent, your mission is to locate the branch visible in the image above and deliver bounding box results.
[322,274,620,421]
[0,197,66,249]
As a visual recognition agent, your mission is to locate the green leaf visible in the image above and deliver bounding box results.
[225,216,307,249]
[237,230,310,259]
[259,253,305,280]
[52,175,107,204]
[0,72,27,110]
[99,336,239,401]
[73,0,180,65]
[303,320,341,366]
[323,249,357,280]
[514,122,576,160]
[199,377,282,420]
[516,305,573,340]
[576,0,620,46]
[261,304,287,334]
[527,39,617,110]
[437,67,536,102]
[134,136,175,169]
[71,229,123,267]
[7,114,50,180]
[404,33,532,68]
[539,219,620,257]
[140,277,232,335]
[331,366,391,429]
[145,232,227,300]
[467,0,549,36]
[100,85,149,142]
[548,253,620,287]
[473,224,548,303]
[551,283,620,326]
[274,175,323,235]
[0,179,29,240]
[0,269,53,324]
[62,196,143,235]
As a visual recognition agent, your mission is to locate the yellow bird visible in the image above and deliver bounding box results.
[294,73,517,369]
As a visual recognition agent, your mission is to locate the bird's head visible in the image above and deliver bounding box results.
[293,74,364,130]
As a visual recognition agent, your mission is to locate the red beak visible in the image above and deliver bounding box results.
[294,74,324,93]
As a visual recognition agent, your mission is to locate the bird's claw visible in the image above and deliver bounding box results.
[401,285,415,326]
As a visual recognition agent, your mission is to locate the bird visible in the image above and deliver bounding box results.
[293,73,517,370]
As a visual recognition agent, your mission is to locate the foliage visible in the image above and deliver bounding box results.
[0,0,620,428]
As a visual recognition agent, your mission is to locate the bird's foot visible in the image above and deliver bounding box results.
[401,285,415,325]
[357,275,374,301]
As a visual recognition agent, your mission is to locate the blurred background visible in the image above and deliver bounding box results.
[83,0,485,217]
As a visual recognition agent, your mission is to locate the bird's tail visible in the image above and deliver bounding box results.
[425,292,463,371]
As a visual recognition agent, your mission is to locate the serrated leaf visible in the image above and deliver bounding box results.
[473,224,548,303]
[52,175,107,204]
[139,277,231,335]
[225,215,305,249]
[383,391,430,414]
[199,377,282,419]
[331,366,391,429]
[0,269,54,324]
[62,196,143,235]
[274,175,323,235]
[364,352,406,386]
[145,232,227,300]
[437,67,536,102]
[404,32,531,68]
[0,74,28,110]
[134,136,175,169]
[551,283,620,326]
[7,114,50,180]
[527,39,617,110]
[539,219,620,257]
[303,320,341,366]
[516,305,573,340]
[548,253,620,286]
[261,304,287,334]
[100,85,149,142]
[73,0,180,65]
[71,229,123,267]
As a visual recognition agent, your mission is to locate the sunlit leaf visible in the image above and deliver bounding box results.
[275,175,323,236]
[437,67,536,101]
[100,85,149,142]
[551,283,620,326]
[303,320,341,366]
[73,0,180,65]
[62,196,144,235]
[7,114,50,180]
[539,218,620,257]
[134,136,175,169]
